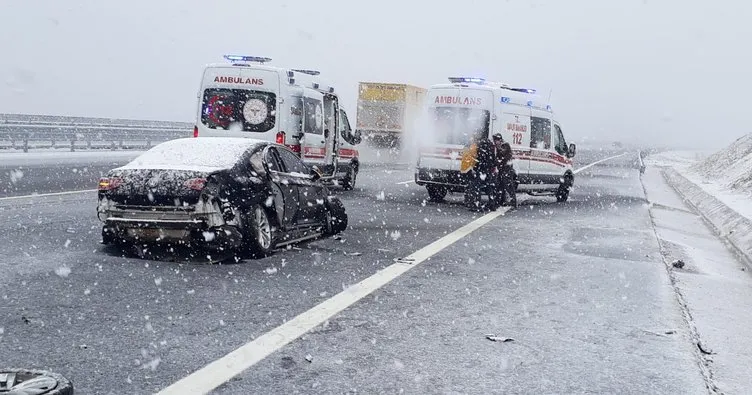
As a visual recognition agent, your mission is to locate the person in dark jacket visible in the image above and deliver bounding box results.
[493,133,516,207]
[465,133,498,211]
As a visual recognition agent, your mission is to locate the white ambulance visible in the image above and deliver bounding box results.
[415,77,577,202]
[193,55,362,189]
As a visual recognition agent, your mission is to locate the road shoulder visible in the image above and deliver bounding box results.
[642,164,752,394]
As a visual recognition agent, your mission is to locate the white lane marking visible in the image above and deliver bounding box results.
[157,207,510,395]
[573,153,628,174]
[0,189,98,201]
[396,180,414,185]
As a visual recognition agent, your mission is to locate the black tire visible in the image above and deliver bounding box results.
[243,205,276,257]
[0,368,74,395]
[426,185,447,202]
[556,175,573,202]
[324,196,348,235]
[342,165,358,191]
[101,226,114,245]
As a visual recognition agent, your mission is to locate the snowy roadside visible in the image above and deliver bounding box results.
[646,148,752,265]
[0,150,143,167]
[642,161,752,394]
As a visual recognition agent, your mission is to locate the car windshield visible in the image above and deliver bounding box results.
[3,2,752,395]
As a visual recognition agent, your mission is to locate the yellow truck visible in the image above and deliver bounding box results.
[356,82,426,147]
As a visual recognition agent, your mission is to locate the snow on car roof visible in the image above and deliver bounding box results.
[118,137,266,172]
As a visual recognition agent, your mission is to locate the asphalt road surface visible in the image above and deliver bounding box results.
[0,150,710,394]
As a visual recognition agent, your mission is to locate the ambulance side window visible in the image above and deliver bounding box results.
[303,97,323,135]
[530,117,551,150]
[554,124,567,155]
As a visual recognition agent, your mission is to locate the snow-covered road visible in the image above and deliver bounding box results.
[1,150,747,394]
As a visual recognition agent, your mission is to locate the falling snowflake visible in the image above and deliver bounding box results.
[265,196,274,207]
[187,289,195,295]
[376,191,385,201]
[202,232,216,242]
[9,169,23,184]
[141,357,161,371]
[64,239,71,248]
[84,289,91,295]
[390,230,401,240]
[154,277,163,286]
[264,267,278,274]
[55,266,71,278]
[394,359,405,370]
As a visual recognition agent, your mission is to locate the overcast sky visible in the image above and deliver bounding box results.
[1,0,750,149]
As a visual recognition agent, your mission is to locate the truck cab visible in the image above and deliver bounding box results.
[415,77,576,202]
[194,55,361,187]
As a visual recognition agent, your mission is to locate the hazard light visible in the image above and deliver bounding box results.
[276,131,286,145]
[193,125,199,138]
[98,177,122,191]
[223,55,272,64]
[448,77,485,84]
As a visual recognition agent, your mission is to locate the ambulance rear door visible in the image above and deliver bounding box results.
[197,66,281,139]
[421,88,494,172]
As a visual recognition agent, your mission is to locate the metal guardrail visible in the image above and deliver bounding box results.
[0,114,193,152]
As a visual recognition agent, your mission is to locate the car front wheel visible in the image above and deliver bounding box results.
[324,196,348,235]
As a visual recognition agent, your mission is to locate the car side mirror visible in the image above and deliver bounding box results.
[352,129,362,144]
[310,165,323,181]
[567,143,577,158]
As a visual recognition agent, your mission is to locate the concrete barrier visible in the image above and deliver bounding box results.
[662,167,752,266]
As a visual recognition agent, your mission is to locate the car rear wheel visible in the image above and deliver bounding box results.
[244,205,275,257]
[324,196,348,235]
[426,185,447,202]
[0,368,74,395]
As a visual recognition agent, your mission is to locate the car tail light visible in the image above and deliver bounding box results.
[193,125,199,138]
[286,144,301,155]
[184,178,206,191]
[276,131,286,144]
[98,177,122,191]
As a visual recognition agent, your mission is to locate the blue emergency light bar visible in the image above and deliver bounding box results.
[448,77,486,84]
[292,69,321,76]
[507,87,537,94]
[223,55,272,63]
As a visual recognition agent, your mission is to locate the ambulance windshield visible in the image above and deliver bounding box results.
[201,88,277,132]
[431,107,490,145]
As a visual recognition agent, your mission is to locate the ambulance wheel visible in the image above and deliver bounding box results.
[556,175,573,202]
[342,165,358,190]
[426,185,447,202]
